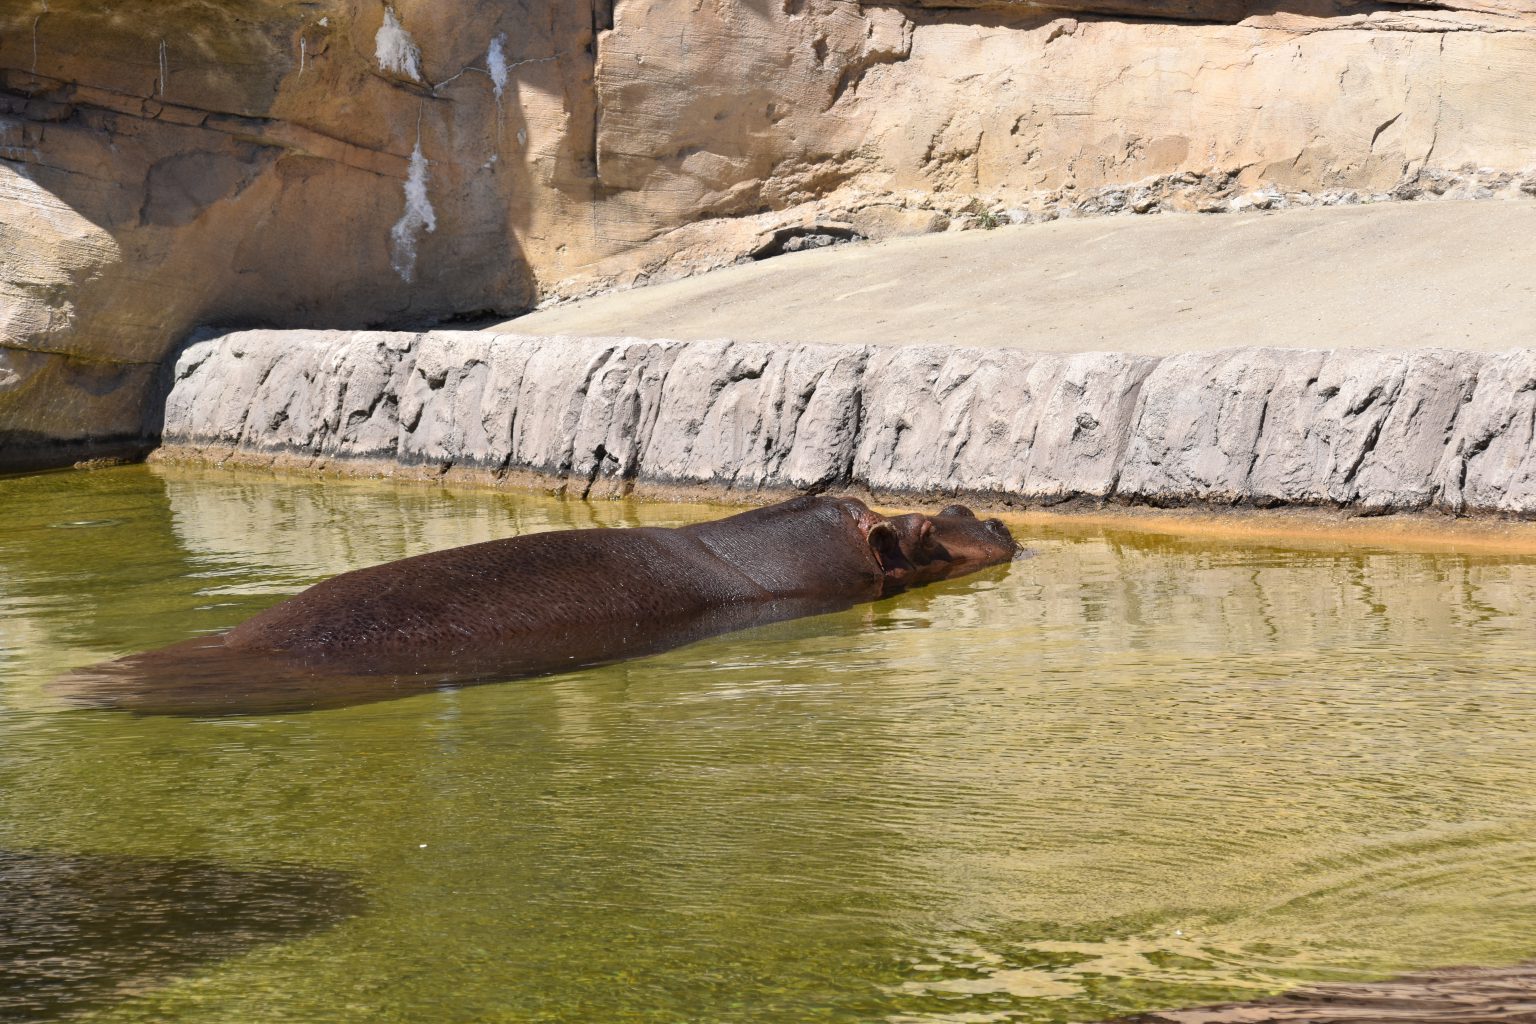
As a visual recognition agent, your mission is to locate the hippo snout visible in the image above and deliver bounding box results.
[984,517,1019,549]
[976,518,1031,560]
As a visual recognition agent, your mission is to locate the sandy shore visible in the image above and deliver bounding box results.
[503,202,1536,355]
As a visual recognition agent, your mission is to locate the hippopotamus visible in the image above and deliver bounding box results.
[55,495,1020,715]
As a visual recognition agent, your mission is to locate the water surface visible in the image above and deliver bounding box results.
[4,465,1536,1023]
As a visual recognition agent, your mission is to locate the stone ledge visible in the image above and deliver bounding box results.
[154,329,1536,517]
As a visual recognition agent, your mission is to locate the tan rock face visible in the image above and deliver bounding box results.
[3,0,1535,463]
[0,0,573,459]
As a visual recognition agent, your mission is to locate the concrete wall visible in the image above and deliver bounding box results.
[155,329,1536,516]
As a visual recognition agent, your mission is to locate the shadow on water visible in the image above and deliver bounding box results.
[0,849,365,1022]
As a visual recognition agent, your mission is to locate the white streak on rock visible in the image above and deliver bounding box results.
[487,34,509,99]
[389,143,436,283]
[375,6,422,82]
[31,3,47,78]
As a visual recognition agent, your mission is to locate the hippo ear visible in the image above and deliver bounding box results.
[865,521,911,575]
[907,518,942,564]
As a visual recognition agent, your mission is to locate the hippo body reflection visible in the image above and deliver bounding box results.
[58,496,1019,715]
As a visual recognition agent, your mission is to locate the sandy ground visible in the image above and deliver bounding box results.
[500,201,1536,353]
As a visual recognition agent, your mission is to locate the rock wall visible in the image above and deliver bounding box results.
[4,0,1536,463]
[156,330,1536,516]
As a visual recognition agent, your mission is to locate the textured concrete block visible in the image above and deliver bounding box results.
[1436,349,1536,514]
[1020,352,1158,501]
[1120,348,1294,505]
[157,329,1536,516]
[1351,348,1478,512]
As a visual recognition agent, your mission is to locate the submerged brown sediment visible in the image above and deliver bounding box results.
[0,849,364,1022]
[1121,962,1536,1023]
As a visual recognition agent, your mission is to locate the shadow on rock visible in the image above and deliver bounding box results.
[0,849,365,1021]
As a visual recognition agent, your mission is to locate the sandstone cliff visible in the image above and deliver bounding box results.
[3,0,1535,463]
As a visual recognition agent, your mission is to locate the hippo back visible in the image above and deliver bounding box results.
[224,526,757,659]
[679,495,883,601]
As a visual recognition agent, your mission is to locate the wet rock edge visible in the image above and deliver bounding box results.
[148,330,1536,519]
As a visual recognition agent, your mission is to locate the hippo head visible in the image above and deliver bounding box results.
[862,503,1020,593]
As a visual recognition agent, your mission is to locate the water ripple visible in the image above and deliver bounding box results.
[3,467,1536,1022]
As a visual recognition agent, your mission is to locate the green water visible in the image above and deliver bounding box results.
[5,465,1536,1023]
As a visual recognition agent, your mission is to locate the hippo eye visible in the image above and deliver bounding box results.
[939,504,976,519]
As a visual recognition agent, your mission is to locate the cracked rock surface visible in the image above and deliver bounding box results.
[159,330,1536,516]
